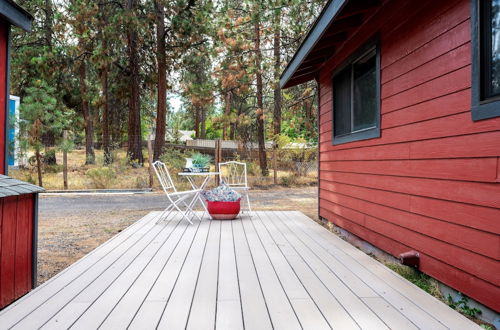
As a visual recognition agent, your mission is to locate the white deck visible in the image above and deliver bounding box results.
[0,211,480,329]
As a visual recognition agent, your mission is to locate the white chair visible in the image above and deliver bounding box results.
[218,161,251,212]
[153,161,201,224]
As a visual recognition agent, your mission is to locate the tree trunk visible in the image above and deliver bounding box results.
[101,66,112,164]
[126,0,143,164]
[63,130,68,189]
[273,9,282,183]
[153,1,167,161]
[200,106,206,138]
[45,0,53,47]
[273,12,282,139]
[42,0,55,155]
[254,19,268,176]
[147,135,154,187]
[194,106,200,138]
[223,91,231,140]
[78,60,95,164]
[35,149,43,187]
[100,11,112,165]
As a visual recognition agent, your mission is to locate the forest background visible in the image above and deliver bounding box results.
[10,0,326,188]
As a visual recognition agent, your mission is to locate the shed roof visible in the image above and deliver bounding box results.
[0,175,44,197]
[0,0,33,32]
[280,0,381,89]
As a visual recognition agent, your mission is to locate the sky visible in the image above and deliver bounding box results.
[168,93,183,113]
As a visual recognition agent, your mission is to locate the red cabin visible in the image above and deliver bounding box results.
[281,0,500,313]
[0,0,41,309]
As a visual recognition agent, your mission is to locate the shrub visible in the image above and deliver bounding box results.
[86,167,116,189]
[135,176,149,189]
[386,263,442,299]
[191,152,212,168]
[245,161,261,176]
[160,148,189,170]
[280,174,299,187]
[447,293,482,318]
[45,164,63,173]
[44,149,57,165]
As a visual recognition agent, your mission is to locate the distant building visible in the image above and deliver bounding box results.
[8,95,20,167]
[166,129,195,142]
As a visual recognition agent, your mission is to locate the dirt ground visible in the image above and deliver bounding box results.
[37,186,318,284]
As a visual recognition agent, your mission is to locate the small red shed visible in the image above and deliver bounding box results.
[0,0,41,310]
[281,0,500,312]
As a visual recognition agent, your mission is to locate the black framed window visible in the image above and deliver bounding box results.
[332,43,380,145]
[472,0,500,120]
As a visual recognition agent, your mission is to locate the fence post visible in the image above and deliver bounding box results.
[147,134,154,188]
[63,130,68,190]
[215,139,222,185]
[273,141,278,184]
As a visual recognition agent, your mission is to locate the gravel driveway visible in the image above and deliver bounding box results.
[39,186,318,217]
[36,186,318,284]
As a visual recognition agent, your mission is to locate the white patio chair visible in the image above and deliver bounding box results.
[153,161,202,224]
[218,161,252,212]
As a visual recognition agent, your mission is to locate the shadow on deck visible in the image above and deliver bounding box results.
[0,211,479,329]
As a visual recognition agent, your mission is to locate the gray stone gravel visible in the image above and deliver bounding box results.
[39,186,318,218]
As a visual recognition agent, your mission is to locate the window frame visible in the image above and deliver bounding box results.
[331,40,381,145]
[471,0,500,120]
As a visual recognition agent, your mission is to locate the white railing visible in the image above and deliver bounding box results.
[186,139,239,149]
[185,139,307,150]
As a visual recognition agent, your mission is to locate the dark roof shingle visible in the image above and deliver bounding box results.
[0,175,44,197]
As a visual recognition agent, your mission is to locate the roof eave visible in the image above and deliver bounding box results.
[280,0,349,89]
[0,0,33,32]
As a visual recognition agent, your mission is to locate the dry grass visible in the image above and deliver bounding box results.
[10,148,317,190]
[11,149,152,190]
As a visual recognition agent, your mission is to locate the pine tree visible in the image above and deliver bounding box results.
[20,80,71,186]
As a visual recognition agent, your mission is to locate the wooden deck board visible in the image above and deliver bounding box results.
[215,220,244,330]
[232,217,273,330]
[99,213,188,329]
[285,211,478,330]
[0,211,481,330]
[262,211,387,330]
[185,220,220,330]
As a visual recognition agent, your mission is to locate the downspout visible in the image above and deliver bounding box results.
[399,250,420,268]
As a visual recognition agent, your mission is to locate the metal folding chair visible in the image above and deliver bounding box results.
[152,161,202,224]
[218,161,252,212]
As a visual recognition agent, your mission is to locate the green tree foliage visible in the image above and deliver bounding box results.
[11,0,326,173]
[19,80,71,186]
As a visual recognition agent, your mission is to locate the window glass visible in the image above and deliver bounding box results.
[333,68,351,136]
[353,52,377,131]
[491,0,500,95]
[331,43,380,143]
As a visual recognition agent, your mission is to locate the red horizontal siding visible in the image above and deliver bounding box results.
[382,42,471,100]
[317,0,500,311]
[320,112,500,151]
[321,171,500,208]
[320,180,500,234]
[322,158,498,182]
[320,193,499,261]
[382,89,470,129]
[382,18,471,83]
[321,207,500,310]
[382,65,471,114]
[380,0,469,69]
